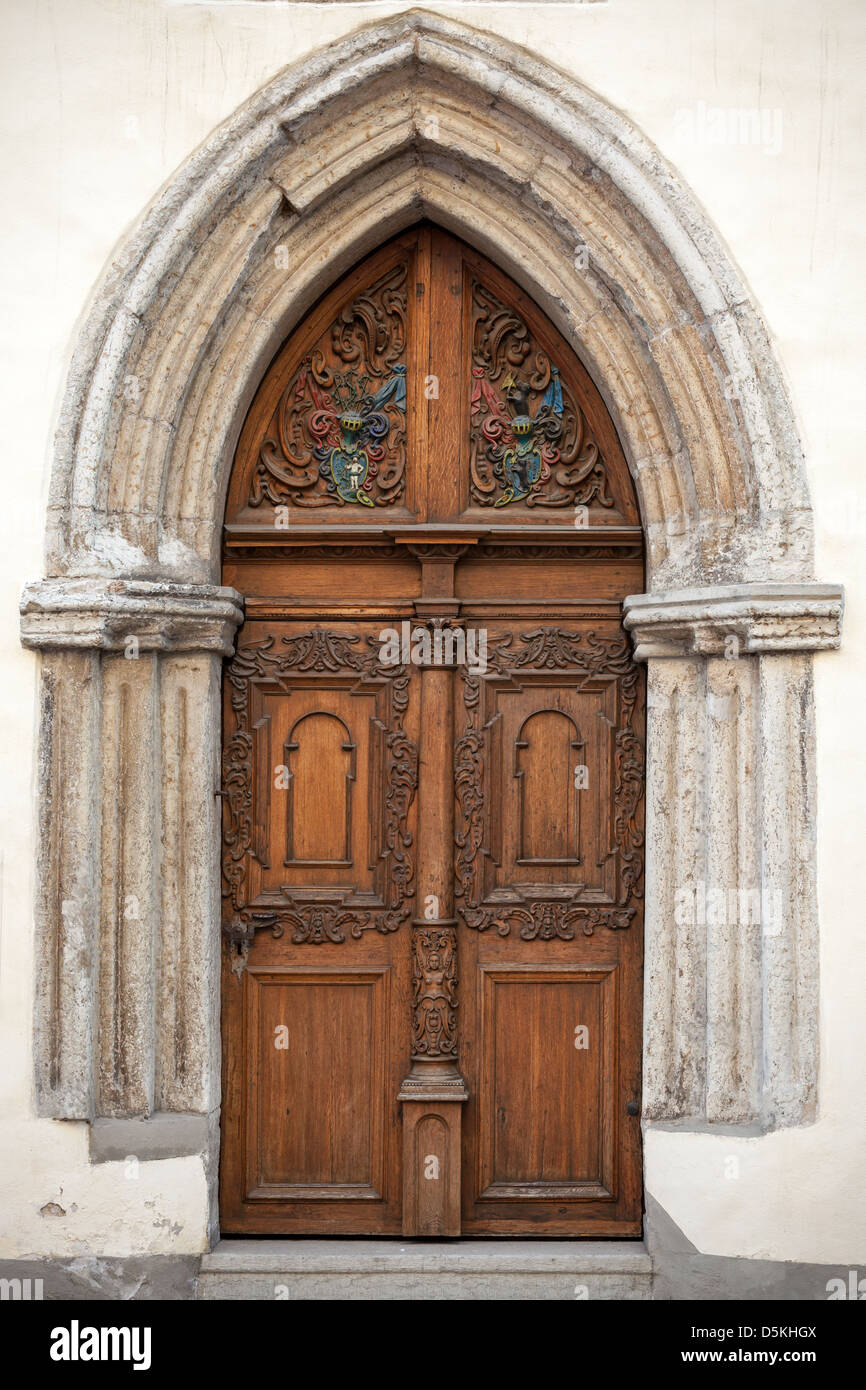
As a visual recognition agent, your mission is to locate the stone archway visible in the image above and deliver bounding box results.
[19,15,842,1228]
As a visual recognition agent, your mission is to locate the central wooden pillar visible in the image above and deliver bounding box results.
[396,541,471,1235]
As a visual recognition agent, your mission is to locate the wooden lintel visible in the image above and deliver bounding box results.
[223,523,644,554]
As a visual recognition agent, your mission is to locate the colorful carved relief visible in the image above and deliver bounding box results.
[469,281,614,510]
[249,261,408,509]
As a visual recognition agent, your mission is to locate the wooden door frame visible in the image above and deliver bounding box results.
[22,17,839,1257]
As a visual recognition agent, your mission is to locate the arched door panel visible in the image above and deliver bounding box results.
[220,224,645,1237]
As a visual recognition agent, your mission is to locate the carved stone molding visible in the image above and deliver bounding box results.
[622,584,841,1128]
[640,650,821,1129]
[20,579,244,655]
[623,584,844,660]
[31,644,223,1120]
[41,10,827,592]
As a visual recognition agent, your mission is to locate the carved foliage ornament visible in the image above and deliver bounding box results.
[249,262,408,509]
[454,627,644,939]
[469,281,615,510]
[221,629,418,948]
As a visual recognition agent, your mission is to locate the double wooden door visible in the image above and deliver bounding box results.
[220,225,645,1237]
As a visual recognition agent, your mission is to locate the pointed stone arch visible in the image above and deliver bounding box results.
[42,12,813,589]
[20,14,841,1173]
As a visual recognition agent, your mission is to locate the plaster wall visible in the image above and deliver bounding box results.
[0,0,863,1274]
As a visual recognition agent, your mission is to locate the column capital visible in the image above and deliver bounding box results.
[623,583,844,660]
[20,578,244,656]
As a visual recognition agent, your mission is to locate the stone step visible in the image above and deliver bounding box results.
[197,1239,653,1300]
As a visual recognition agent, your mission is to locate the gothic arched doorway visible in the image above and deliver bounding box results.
[219,224,646,1237]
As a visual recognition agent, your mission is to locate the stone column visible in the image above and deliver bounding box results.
[20,579,243,1127]
[624,583,843,1131]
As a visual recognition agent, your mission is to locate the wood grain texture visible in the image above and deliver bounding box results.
[225,226,638,535]
[220,223,645,1236]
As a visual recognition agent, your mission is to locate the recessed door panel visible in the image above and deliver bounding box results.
[250,681,376,893]
[478,966,617,1199]
[247,968,388,1198]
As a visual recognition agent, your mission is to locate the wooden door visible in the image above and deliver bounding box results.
[220,225,645,1236]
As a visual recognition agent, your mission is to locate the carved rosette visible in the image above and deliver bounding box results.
[249,261,409,509]
[221,628,418,948]
[411,925,459,1058]
[469,280,614,510]
[454,626,644,939]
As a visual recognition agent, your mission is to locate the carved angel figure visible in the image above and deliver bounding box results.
[412,929,458,1056]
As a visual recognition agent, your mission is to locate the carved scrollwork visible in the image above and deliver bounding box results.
[454,626,644,938]
[469,280,614,510]
[221,628,418,947]
[249,261,408,510]
[228,544,401,561]
[477,903,637,941]
[478,544,643,560]
[274,906,376,946]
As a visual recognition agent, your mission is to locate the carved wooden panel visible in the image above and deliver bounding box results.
[455,624,644,940]
[220,618,417,1235]
[477,965,618,1201]
[221,624,418,953]
[411,925,459,1059]
[453,237,639,525]
[244,968,388,1200]
[250,261,408,510]
[469,280,613,510]
[400,1107,462,1238]
[515,709,583,864]
[284,711,355,865]
[224,225,640,534]
[456,618,644,1236]
[225,233,420,530]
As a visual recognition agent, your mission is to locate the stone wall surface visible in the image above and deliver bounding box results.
[1,0,863,1282]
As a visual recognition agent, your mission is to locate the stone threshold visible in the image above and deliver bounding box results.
[197,1239,653,1301]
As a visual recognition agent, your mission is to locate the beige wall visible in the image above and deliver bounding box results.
[1,0,863,1264]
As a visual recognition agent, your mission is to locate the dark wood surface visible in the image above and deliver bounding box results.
[220,224,645,1236]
